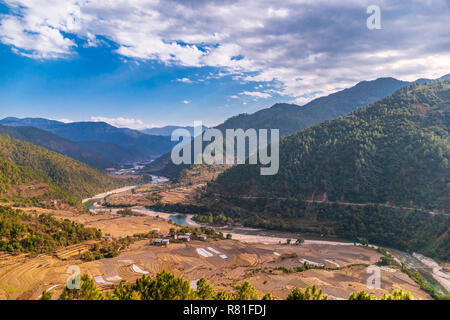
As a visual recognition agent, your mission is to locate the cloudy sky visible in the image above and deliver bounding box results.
[0,0,449,128]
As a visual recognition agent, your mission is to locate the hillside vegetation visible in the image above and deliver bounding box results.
[0,125,115,169]
[211,81,449,210]
[54,270,414,301]
[204,81,450,260]
[0,206,101,253]
[0,133,125,205]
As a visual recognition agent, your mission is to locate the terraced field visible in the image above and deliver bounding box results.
[0,206,434,300]
[0,237,432,300]
[19,207,174,238]
[55,243,94,260]
[0,252,70,300]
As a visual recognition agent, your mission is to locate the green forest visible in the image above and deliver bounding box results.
[0,133,127,206]
[203,81,450,261]
[0,206,101,253]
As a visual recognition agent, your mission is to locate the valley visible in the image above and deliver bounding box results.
[0,209,431,300]
[1,174,445,300]
[0,0,448,308]
[0,79,448,301]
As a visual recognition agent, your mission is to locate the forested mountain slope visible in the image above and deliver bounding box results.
[202,81,449,260]
[211,81,449,211]
[0,133,125,205]
[0,125,115,169]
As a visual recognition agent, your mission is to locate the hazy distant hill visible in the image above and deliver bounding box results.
[77,140,146,165]
[205,81,450,260]
[141,125,208,136]
[0,118,177,163]
[0,117,62,130]
[0,133,125,205]
[0,125,115,169]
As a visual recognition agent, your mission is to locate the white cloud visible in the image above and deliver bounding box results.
[267,7,289,18]
[239,91,271,99]
[90,116,153,129]
[0,0,449,102]
[182,100,190,104]
[176,77,193,83]
[0,13,76,59]
[57,118,74,123]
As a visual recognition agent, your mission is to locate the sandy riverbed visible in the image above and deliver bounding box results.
[226,232,356,246]
[82,176,169,204]
[82,185,137,203]
[413,253,450,292]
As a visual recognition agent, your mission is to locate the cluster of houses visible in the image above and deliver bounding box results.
[151,228,208,246]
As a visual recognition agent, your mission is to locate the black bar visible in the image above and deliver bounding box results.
[0,300,445,319]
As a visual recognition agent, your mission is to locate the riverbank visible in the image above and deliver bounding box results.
[82,176,169,204]
[413,253,450,293]
[82,185,137,203]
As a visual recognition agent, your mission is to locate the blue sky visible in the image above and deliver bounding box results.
[0,41,285,127]
[0,0,449,128]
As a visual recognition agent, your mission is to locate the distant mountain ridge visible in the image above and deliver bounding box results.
[217,75,449,137]
[0,125,115,169]
[216,77,411,136]
[0,118,177,165]
[77,140,145,165]
[0,117,62,130]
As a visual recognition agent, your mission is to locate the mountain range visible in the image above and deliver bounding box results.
[204,80,450,260]
[0,125,116,169]
[0,118,177,168]
[145,76,422,178]
[211,80,449,209]
[216,77,411,136]
[2,75,448,176]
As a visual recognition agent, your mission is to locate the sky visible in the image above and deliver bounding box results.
[0,0,449,128]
